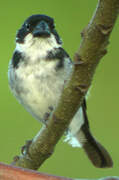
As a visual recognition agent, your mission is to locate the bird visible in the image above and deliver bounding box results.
[8,14,113,168]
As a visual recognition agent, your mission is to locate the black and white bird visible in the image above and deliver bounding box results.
[8,14,113,168]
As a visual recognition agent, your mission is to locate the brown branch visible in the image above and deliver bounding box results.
[0,163,119,180]
[11,0,119,170]
[0,162,72,180]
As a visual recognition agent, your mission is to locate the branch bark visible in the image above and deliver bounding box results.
[0,163,119,180]
[11,0,119,170]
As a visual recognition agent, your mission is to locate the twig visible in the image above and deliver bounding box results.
[11,0,119,170]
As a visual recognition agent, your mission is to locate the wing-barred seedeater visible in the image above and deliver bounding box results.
[8,14,113,168]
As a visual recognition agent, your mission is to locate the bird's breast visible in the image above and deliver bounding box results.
[8,59,66,121]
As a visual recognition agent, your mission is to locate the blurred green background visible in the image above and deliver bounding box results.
[0,0,119,178]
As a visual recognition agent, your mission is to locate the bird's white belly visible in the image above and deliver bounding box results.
[8,61,65,122]
[21,78,63,121]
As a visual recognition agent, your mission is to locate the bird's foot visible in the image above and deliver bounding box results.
[21,139,32,155]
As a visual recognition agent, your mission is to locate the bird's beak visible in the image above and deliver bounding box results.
[33,20,51,38]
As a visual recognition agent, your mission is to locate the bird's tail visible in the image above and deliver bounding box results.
[76,126,113,168]
[65,100,113,168]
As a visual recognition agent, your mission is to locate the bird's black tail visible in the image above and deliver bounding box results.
[79,100,113,168]
[66,99,113,168]
[77,125,113,168]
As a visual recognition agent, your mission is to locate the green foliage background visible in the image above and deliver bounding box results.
[0,0,119,178]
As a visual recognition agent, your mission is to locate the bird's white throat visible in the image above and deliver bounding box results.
[16,33,61,61]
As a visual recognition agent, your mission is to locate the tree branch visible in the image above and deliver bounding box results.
[12,0,119,170]
[0,163,119,180]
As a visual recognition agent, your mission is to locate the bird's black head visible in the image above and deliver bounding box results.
[16,14,62,44]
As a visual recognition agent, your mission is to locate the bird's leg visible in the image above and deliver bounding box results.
[43,106,54,125]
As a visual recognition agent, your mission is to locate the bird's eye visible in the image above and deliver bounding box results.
[26,23,30,30]
[50,22,55,29]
